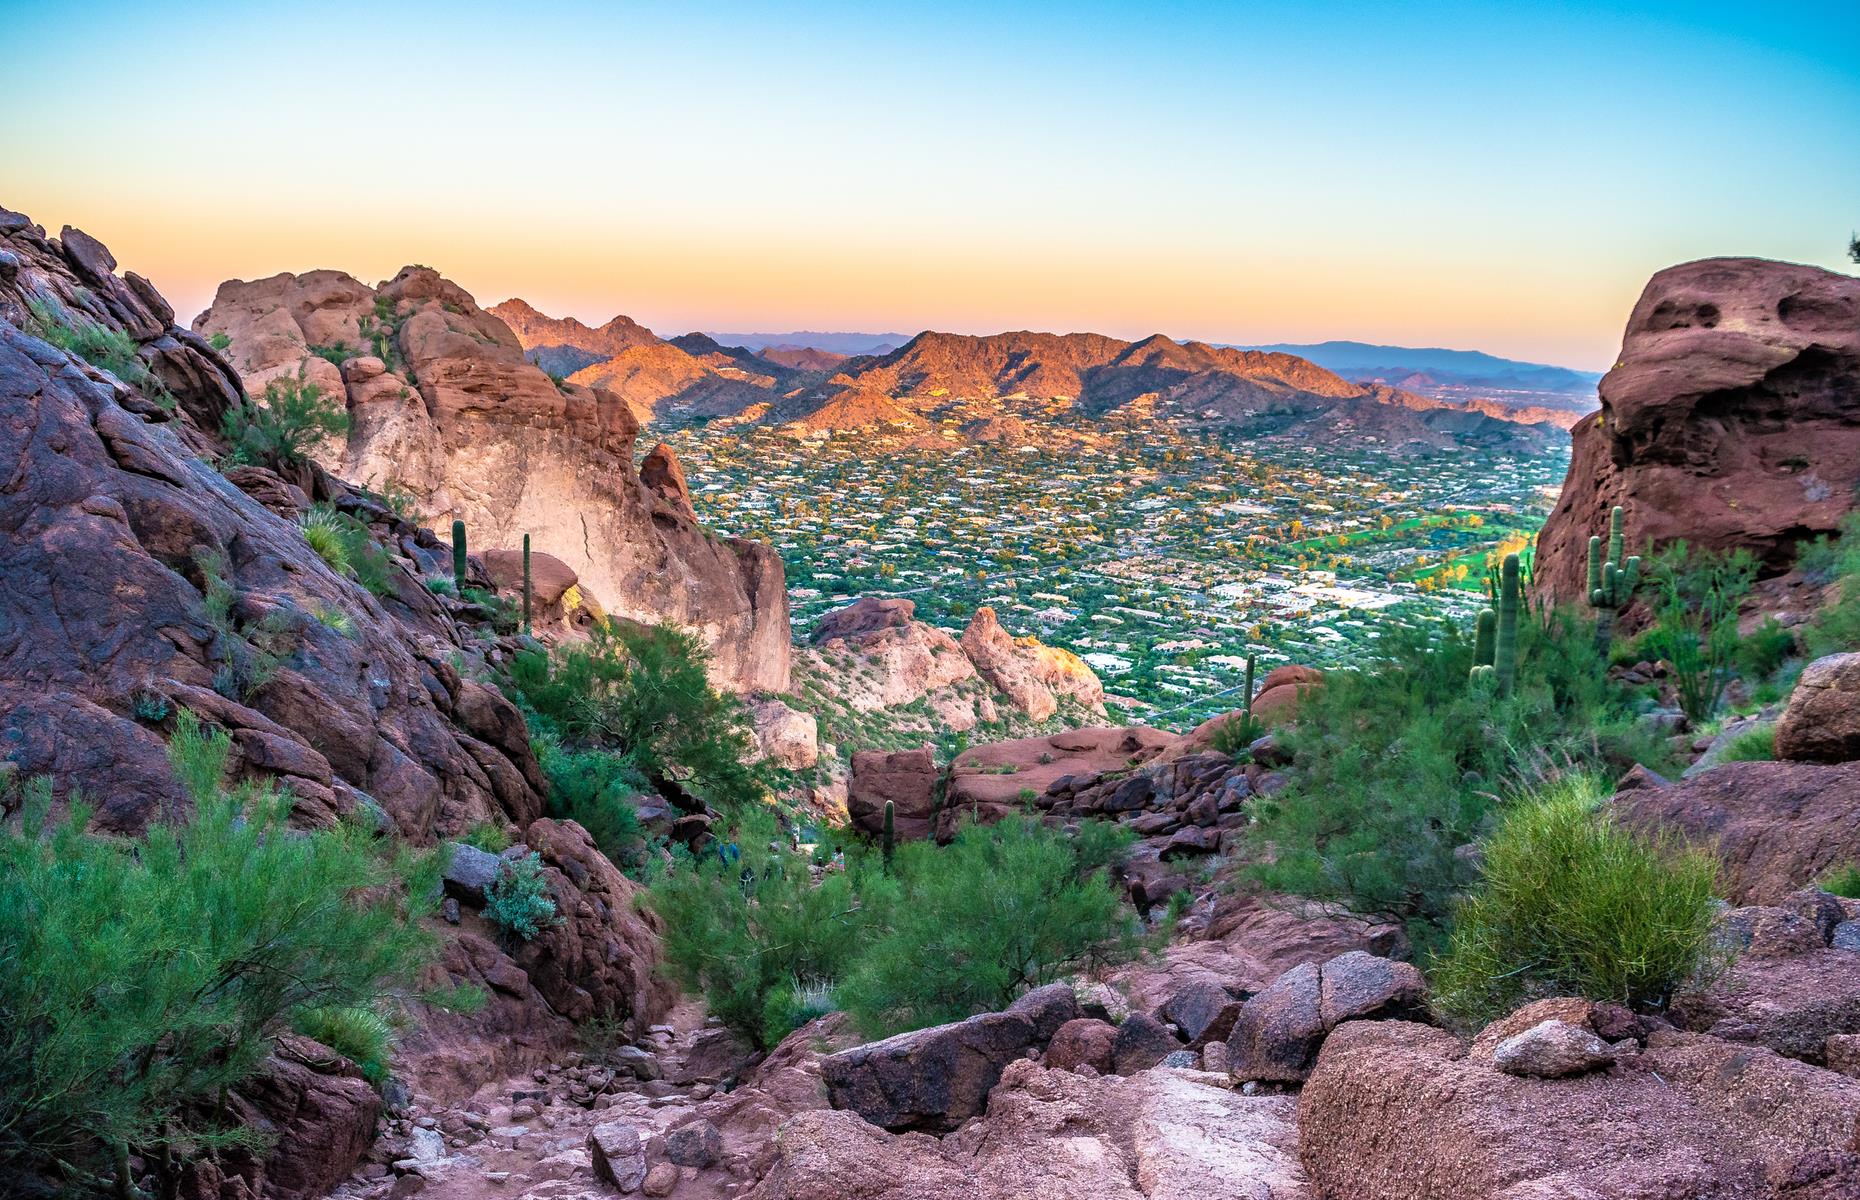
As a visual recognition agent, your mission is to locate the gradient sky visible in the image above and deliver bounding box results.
[3,1,1855,369]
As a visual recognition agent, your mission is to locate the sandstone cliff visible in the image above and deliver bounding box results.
[1537,258,1860,606]
[195,270,792,693]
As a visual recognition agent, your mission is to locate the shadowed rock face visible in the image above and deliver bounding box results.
[0,211,671,1189]
[1537,258,1860,608]
[195,268,791,694]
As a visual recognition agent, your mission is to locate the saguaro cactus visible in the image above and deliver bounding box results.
[1471,553,1521,696]
[1587,505,1641,656]
[452,519,467,592]
[1473,607,1496,667]
[522,533,533,636]
[882,800,896,870]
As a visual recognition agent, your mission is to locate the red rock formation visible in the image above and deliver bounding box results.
[960,606,1106,721]
[195,270,792,693]
[1537,258,1860,607]
[1,210,670,1177]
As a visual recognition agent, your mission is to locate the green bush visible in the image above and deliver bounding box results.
[1801,514,1860,657]
[461,821,512,853]
[650,807,885,1048]
[1430,772,1723,1025]
[533,733,646,869]
[27,297,150,387]
[0,711,444,1191]
[509,621,774,813]
[301,504,353,574]
[221,367,351,467]
[1245,610,1669,947]
[1643,542,1756,724]
[1736,617,1797,682]
[484,851,559,942]
[1715,723,1776,762]
[1819,863,1860,900]
[648,809,1145,1047]
[837,814,1143,1038]
[207,331,233,353]
[291,1004,395,1084]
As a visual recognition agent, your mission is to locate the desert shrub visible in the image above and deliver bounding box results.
[484,851,560,942]
[649,807,887,1049]
[1820,863,1860,900]
[1246,610,1667,947]
[27,297,149,386]
[1430,772,1722,1025]
[1736,617,1797,682]
[836,814,1142,1038]
[0,711,445,1191]
[509,621,775,813]
[221,367,351,467]
[1209,709,1264,756]
[1643,542,1757,724]
[461,821,512,853]
[1714,723,1776,762]
[307,342,351,366]
[291,1004,395,1084]
[1799,514,1860,657]
[533,733,647,869]
[301,504,353,574]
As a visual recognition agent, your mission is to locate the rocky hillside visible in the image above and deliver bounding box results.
[0,207,675,1194]
[194,272,792,693]
[1537,257,1860,607]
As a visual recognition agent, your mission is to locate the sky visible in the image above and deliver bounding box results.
[2,1,1855,370]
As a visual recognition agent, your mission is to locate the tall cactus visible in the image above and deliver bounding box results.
[882,800,895,871]
[451,519,467,592]
[1470,553,1521,696]
[1587,505,1641,656]
[1494,553,1520,696]
[522,533,532,636]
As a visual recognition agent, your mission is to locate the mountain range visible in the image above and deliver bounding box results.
[496,307,1562,454]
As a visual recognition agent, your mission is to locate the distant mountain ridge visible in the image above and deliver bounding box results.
[1243,339,1602,410]
[493,301,1560,453]
[702,330,910,356]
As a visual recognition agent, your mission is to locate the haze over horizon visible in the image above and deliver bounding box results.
[4,0,1854,371]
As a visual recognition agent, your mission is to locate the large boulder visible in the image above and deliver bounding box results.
[847,746,940,841]
[1613,760,1860,903]
[1228,952,1427,1083]
[1536,258,1860,607]
[1298,1017,1860,1200]
[820,1010,1038,1131]
[1777,653,1860,763]
[205,1034,382,1200]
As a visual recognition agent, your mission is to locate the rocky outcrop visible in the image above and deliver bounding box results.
[847,746,940,841]
[940,725,1179,839]
[960,605,1105,721]
[1777,652,1860,763]
[1613,760,1860,904]
[195,269,792,693]
[198,1034,382,1200]
[1537,258,1860,607]
[1299,1016,1860,1199]
[1226,952,1427,1083]
[752,1058,1308,1200]
[0,209,672,1186]
[822,1009,1042,1131]
[479,545,605,635]
[802,597,1105,733]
